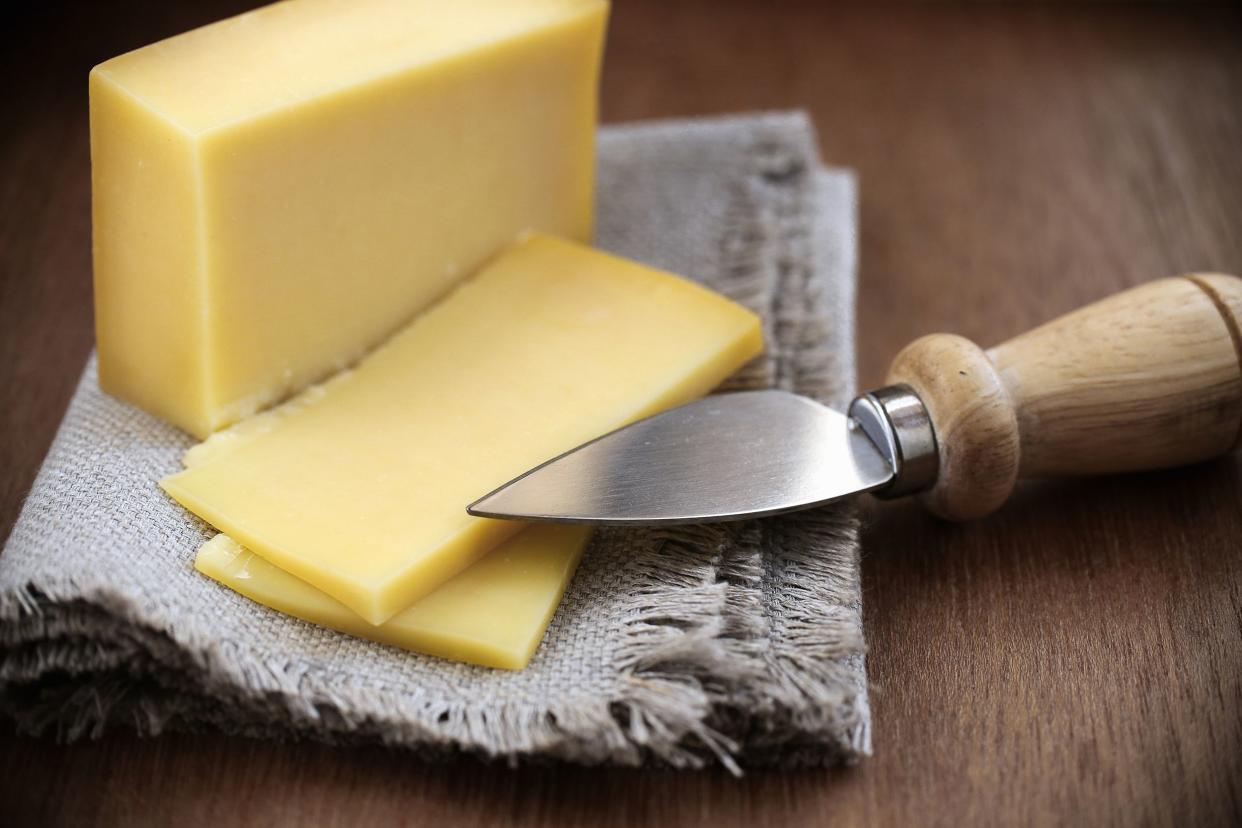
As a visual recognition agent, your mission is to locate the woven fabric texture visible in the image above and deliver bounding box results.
[0,112,865,771]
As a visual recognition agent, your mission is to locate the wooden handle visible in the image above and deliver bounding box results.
[886,274,1242,520]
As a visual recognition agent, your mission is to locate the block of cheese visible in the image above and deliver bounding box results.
[90,0,608,438]
[197,525,591,670]
[162,235,763,624]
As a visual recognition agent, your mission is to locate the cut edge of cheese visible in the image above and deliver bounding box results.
[180,366,357,470]
[92,0,609,137]
[91,1,607,440]
[90,71,213,435]
[196,524,591,671]
[162,234,764,625]
[165,481,527,625]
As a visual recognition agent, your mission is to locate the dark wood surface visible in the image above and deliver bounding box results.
[2,1,1240,825]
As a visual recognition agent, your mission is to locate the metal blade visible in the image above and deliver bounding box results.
[467,390,894,525]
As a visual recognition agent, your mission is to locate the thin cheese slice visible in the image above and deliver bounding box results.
[91,0,608,437]
[162,235,763,625]
[196,526,591,670]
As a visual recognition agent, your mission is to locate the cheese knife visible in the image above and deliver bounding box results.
[468,274,1242,523]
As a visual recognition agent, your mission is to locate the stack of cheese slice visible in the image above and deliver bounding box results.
[93,0,765,670]
[164,236,763,668]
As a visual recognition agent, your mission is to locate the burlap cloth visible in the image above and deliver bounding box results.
[0,111,866,772]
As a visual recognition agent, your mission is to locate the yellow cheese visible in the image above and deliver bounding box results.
[196,526,591,670]
[90,0,608,438]
[162,235,763,624]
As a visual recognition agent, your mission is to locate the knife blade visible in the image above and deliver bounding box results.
[468,390,899,525]
[468,274,1242,524]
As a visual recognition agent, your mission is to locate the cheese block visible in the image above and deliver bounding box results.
[196,526,591,670]
[90,0,608,438]
[162,235,763,624]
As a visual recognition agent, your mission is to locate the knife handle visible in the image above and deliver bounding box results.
[885,273,1242,520]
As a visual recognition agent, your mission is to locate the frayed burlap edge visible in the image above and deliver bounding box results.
[0,113,865,772]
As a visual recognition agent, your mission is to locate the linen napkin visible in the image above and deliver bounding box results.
[0,111,866,772]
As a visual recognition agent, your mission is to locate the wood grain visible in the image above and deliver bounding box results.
[3,1,1242,825]
[888,332,1022,520]
[991,275,1242,475]
[888,275,1242,519]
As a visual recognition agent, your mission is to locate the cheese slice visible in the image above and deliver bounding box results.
[90,0,608,438]
[162,235,763,625]
[196,526,591,670]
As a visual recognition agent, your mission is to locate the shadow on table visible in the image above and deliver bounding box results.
[0,725,868,826]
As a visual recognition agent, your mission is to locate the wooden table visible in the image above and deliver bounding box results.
[3,1,1240,824]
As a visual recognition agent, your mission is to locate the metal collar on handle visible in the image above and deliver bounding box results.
[847,384,939,498]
